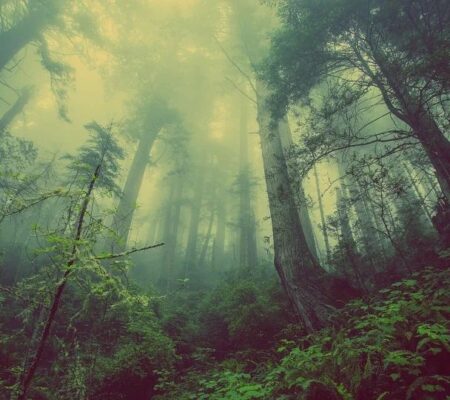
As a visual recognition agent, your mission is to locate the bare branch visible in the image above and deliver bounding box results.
[213,35,257,94]
[94,242,165,260]
[225,77,257,104]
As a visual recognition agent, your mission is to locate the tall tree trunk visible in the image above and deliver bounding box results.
[407,106,450,203]
[0,5,57,71]
[147,214,161,245]
[198,207,215,269]
[313,163,331,265]
[166,177,184,285]
[111,131,158,251]
[0,86,33,133]
[212,191,226,270]
[278,117,319,263]
[255,79,333,332]
[339,158,379,273]
[335,187,367,292]
[238,95,257,269]
[160,180,176,290]
[184,163,206,275]
[247,210,258,268]
[403,162,434,225]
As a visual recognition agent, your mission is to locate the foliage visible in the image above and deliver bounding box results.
[157,265,450,399]
[0,127,175,399]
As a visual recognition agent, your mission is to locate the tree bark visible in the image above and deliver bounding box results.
[112,131,158,251]
[409,110,450,202]
[278,117,319,263]
[256,79,333,332]
[313,163,331,265]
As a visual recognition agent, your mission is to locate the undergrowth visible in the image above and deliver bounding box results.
[155,265,450,400]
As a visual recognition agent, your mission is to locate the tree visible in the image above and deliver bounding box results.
[278,117,319,263]
[256,80,333,331]
[111,96,178,251]
[0,0,65,71]
[16,122,125,399]
[237,95,258,270]
[220,0,336,330]
[263,0,450,202]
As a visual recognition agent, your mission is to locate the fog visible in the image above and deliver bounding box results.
[1,1,446,398]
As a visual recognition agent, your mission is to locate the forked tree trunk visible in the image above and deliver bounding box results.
[256,79,333,332]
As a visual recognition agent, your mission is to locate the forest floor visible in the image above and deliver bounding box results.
[155,262,450,400]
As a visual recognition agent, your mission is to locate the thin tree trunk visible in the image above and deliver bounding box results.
[160,181,176,289]
[198,207,215,269]
[212,192,226,270]
[247,210,258,268]
[313,163,331,265]
[336,187,367,292]
[17,162,102,400]
[256,79,333,332]
[112,131,158,251]
[184,163,206,274]
[403,162,434,225]
[147,215,161,244]
[238,95,258,269]
[163,176,184,291]
[339,159,379,274]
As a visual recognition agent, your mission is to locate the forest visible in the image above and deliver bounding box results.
[0,0,449,399]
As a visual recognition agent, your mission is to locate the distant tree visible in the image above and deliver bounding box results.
[111,96,178,251]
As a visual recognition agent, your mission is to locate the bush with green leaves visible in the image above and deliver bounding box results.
[195,272,293,353]
[0,124,176,400]
[157,265,450,400]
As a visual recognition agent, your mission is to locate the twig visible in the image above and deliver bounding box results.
[213,36,257,94]
[225,77,257,104]
[94,243,165,260]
